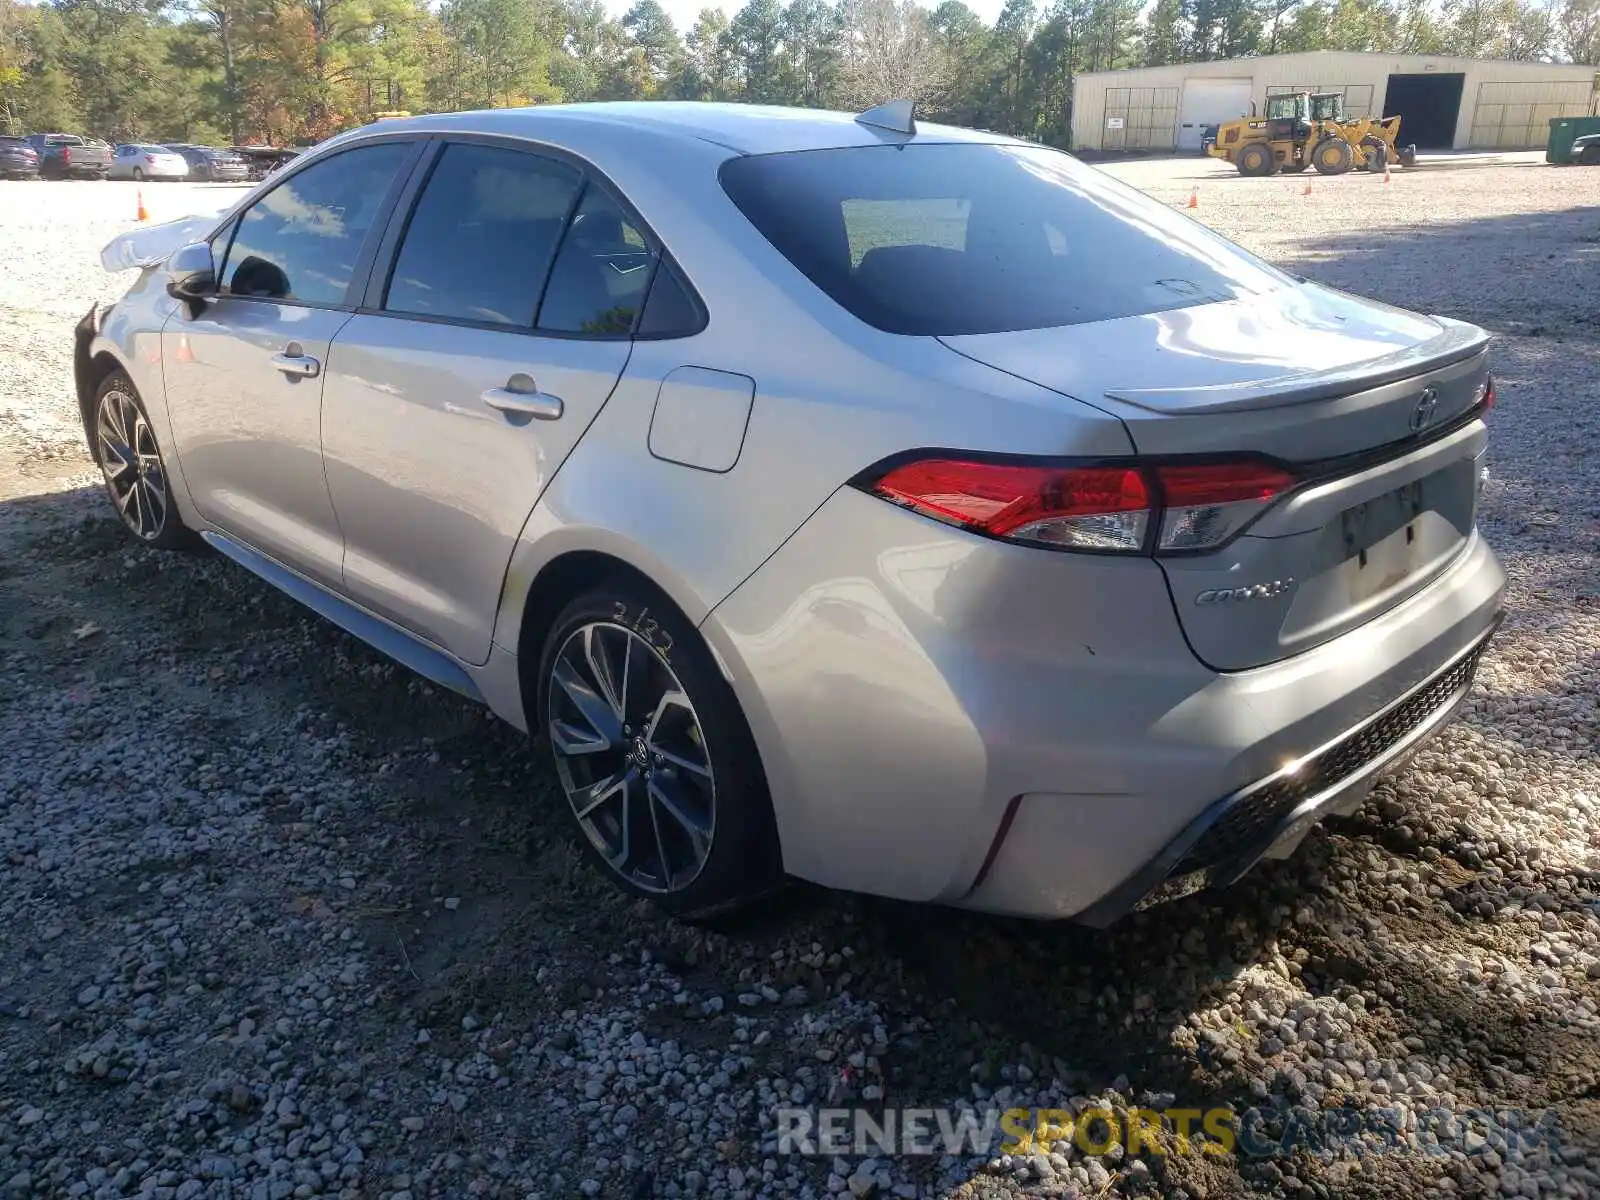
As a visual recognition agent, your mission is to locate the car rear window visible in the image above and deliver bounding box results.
[47,136,84,146]
[719,142,1290,336]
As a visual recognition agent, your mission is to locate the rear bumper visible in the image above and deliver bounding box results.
[1072,611,1499,926]
[706,486,1506,920]
[962,534,1504,921]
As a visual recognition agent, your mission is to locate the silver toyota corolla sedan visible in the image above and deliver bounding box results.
[75,101,1505,922]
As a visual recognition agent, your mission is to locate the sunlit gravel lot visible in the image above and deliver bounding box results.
[1,155,1598,1200]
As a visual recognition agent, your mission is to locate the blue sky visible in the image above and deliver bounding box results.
[599,0,1012,35]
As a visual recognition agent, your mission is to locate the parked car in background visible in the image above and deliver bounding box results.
[78,101,1504,923]
[110,144,190,181]
[26,133,111,179]
[0,135,40,179]
[166,144,250,182]
[1573,133,1600,165]
[232,145,302,180]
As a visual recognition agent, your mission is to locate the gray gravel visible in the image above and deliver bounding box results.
[1,161,1598,1200]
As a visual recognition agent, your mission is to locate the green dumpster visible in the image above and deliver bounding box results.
[1547,116,1600,165]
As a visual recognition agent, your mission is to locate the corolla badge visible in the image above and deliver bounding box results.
[1409,386,1440,434]
[1195,578,1295,606]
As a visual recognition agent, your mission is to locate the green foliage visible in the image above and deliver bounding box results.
[0,0,1585,149]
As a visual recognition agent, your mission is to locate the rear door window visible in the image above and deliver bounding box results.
[536,187,655,336]
[719,142,1290,336]
[384,142,583,328]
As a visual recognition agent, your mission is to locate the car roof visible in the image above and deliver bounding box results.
[343,102,1023,157]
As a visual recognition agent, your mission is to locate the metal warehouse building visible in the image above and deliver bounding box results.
[1071,51,1599,153]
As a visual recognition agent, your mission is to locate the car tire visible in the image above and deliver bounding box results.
[536,582,783,920]
[88,371,201,551]
[132,167,144,181]
[1580,145,1600,166]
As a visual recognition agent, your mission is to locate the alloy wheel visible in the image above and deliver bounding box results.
[547,621,716,894]
[97,388,167,541]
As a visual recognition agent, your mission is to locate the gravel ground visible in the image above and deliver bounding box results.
[1,158,1598,1200]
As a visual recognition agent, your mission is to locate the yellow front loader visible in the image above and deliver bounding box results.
[1208,92,1418,177]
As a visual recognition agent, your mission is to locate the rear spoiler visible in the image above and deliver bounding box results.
[1104,317,1489,415]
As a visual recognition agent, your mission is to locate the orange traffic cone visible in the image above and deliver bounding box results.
[136,189,149,221]
[1302,182,1312,196]
[1383,162,1392,184]
[1187,186,1198,210]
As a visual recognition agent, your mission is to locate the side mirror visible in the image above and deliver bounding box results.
[165,241,216,305]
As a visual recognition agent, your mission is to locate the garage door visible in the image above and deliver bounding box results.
[1178,78,1253,151]
[1469,80,1596,149]
[1103,87,1179,151]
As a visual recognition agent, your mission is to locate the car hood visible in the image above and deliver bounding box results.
[939,281,1481,417]
[101,213,223,272]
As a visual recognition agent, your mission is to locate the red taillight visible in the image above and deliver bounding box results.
[1482,374,1495,412]
[870,459,1151,550]
[60,147,70,165]
[858,455,1296,555]
[145,155,157,164]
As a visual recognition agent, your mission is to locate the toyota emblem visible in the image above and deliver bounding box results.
[1409,387,1439,434]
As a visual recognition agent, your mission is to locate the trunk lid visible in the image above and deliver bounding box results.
[942,282,1492,671]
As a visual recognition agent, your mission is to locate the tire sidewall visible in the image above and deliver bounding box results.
[535,584,782,917]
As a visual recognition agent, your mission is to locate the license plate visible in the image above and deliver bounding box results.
[1341,480,1425,561]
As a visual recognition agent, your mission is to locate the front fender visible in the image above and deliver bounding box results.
[80,281,201,525]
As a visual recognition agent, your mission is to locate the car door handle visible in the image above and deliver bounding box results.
[481,380,563,421]
[270,343,320,378]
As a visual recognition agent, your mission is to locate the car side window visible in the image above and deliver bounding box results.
[220,141,411,306]
[635,259,704,337]
[384,143,582,327]
[536,187,654,336]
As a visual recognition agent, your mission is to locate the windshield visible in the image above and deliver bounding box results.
[719,142,1290,336]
